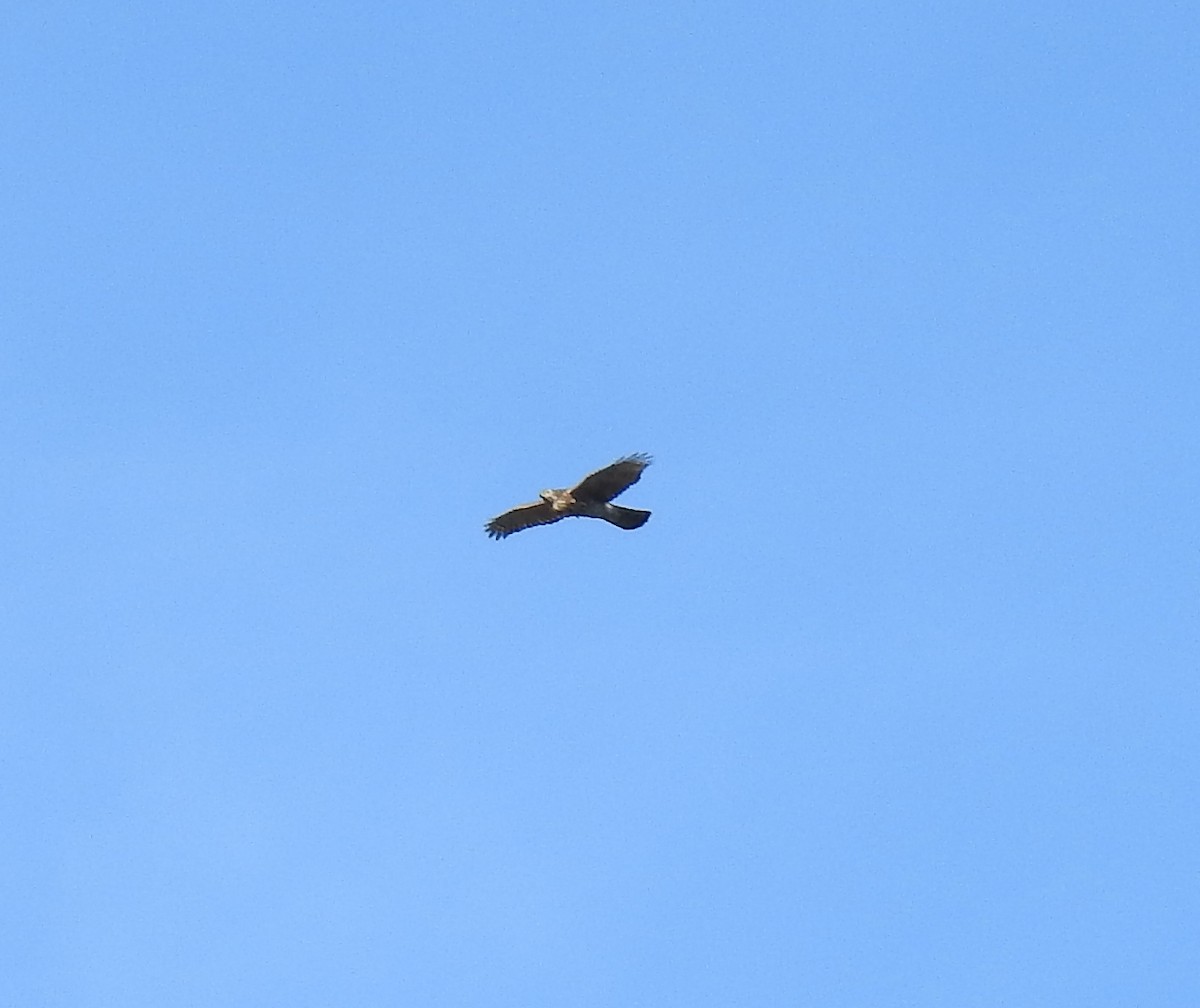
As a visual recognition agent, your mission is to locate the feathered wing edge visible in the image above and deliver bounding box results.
[484,501,561,539]
[571,453,653,503]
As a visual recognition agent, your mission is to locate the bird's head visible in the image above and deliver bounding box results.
[540,488,573,511]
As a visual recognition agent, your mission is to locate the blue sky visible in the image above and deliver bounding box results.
[3,2,1198,1004]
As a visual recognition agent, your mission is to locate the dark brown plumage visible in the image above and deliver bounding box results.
[485,454,653,540]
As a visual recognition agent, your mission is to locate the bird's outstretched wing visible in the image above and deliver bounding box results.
[484,501,561,539]
[571,453,652,503]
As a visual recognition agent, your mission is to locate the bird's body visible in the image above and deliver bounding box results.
[485,454,653,539]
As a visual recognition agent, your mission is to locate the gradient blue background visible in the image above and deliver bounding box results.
[4,2,1197,1004]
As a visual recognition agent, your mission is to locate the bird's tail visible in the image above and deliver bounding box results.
[605,505,651,530]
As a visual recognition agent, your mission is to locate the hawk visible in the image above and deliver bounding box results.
[485,454,653,540]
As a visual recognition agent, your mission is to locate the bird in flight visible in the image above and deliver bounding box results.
[485,454,653,539]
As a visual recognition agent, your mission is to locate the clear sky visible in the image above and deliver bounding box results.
[3,2,1197,1005]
